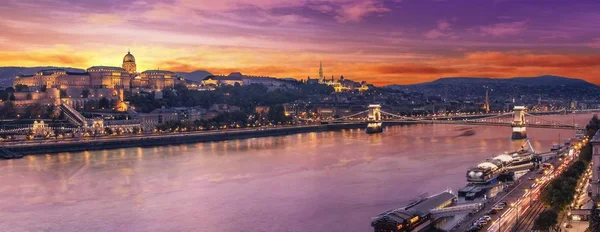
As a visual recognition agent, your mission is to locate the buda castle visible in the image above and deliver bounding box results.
[14,51,179,91]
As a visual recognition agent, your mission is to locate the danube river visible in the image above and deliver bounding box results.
[0,114,593,232]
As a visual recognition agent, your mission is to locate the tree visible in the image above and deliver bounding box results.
[23,104,45,119]
[99,97,110,109]
[9,93,15,101]
[0,101,17,119]
[26,93,32,100]
[40,85,47,92]
[267,104,289,124]
[14,84,29,92]
[81,89,90,98]
[47,105,60,121]
[59,89,67,98]
[580,143,593,163]
[533,209,558,231]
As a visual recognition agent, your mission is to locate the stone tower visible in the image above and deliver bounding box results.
[318,61,324,83]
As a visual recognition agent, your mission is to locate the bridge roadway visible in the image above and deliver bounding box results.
[450,147,576,232]
[380,120,582,130]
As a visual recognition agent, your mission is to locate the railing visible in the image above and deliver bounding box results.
[430,203,483,217]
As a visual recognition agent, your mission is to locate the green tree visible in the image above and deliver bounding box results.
[59,89,67,98]
[579,143,593,163]
[47,105,60,121]
[267,104,289,124]
[14,84,29,92]
[99,97,110,109]
[24,104,45,119]
[533,209,558,231]
[0,101,17,119]
[81,89,90,98]
[9,93,15,101]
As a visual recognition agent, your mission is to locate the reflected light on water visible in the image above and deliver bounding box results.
[0,113,593,232]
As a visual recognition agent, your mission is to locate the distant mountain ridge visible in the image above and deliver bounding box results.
[390,75,597,88]
[175,70,212,82]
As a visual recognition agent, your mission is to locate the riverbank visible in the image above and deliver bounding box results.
[3,122,377,155]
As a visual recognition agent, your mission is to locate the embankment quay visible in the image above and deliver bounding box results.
[2,122,379,155]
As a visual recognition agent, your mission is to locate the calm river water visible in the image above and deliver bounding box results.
[0,114,594,232]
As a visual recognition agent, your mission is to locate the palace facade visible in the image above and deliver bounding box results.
[14,51,178,91]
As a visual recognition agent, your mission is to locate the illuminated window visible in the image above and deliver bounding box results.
[409,216,419,224]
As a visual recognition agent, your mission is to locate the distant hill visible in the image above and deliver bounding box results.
[428,75,595,87]
[386,75,599,100]
[175,70,213,82]
[0,66,85,88]
[388,75,598,88]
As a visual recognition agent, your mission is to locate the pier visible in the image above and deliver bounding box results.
[371,137,586,232]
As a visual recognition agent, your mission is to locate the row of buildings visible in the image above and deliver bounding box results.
[198,72,298,91]
[306,62,369,92]
[14,51,180,91]
[13,52,369,94]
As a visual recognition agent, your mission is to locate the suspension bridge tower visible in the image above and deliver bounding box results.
[511,106,527,139]
[366,104,383,134]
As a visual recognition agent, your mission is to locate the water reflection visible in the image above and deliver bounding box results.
[0,114,593,232]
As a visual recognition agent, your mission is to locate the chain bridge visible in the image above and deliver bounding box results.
[326,105,586,138]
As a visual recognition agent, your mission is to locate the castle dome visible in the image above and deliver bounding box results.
[123,51,135,62]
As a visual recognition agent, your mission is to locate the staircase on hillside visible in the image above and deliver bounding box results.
[59,100,87,127]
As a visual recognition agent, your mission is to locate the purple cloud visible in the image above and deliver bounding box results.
[476,20,528,37]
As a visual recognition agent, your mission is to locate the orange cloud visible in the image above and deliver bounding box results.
[0,50,90,67]
[2,45,600,87]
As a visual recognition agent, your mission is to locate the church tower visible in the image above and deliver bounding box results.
[122,50,137,74]
[482,89,490,113]
[318,61,324,83]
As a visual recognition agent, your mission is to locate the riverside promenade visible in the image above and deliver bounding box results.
[1,123,367,155]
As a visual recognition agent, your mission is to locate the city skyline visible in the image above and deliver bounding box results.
[1,0,599,85]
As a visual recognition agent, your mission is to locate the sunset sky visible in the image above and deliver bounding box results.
[0,0,599,85]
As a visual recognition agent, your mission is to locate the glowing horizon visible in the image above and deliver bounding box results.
[1,0,599,86]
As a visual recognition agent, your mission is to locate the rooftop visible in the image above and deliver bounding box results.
[142,70,174,74]
[371,191,456,225]
[87,66,125,71]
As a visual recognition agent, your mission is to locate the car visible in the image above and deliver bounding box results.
[528,177,535,180]
[480,215,492,222]
[476,219,488,226]
[467,225,481,232]
[467,225,481,231]
[492,205,504,211]
[472,221,484,228]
